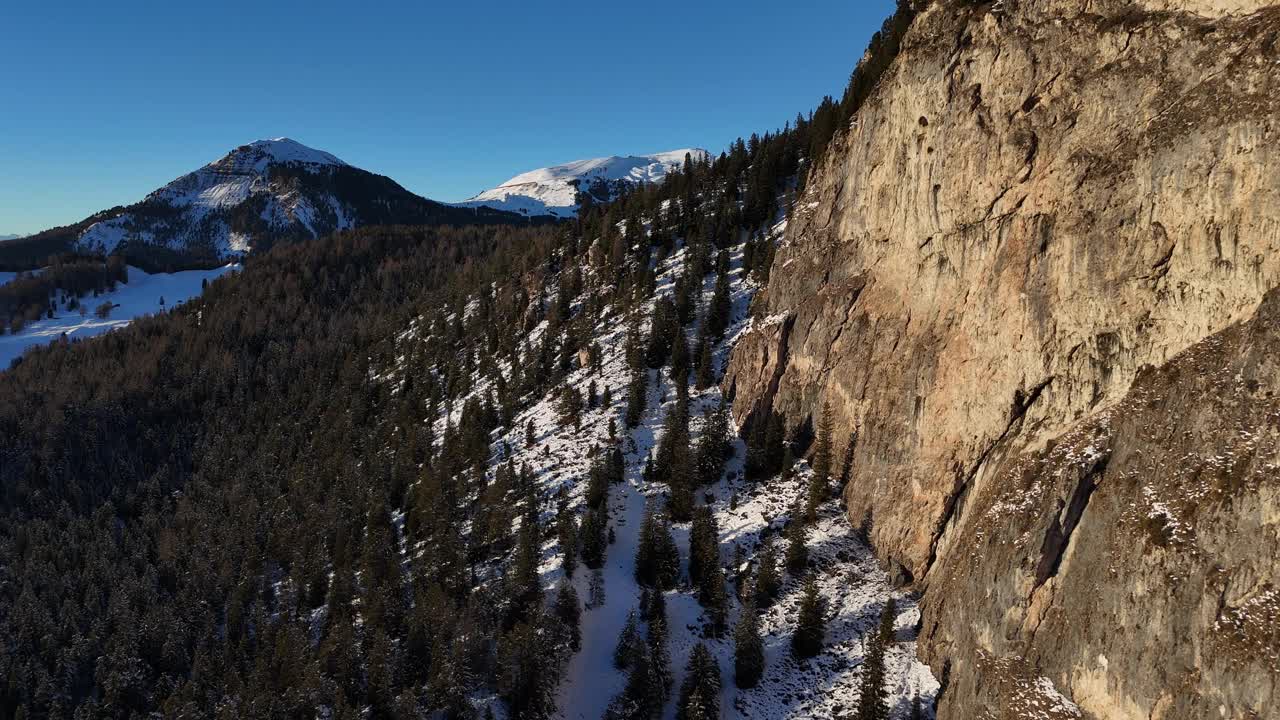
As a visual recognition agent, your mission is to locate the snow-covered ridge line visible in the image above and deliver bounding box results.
[455,149,710,218]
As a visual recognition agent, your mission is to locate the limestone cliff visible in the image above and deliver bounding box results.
[725,0,1280,716]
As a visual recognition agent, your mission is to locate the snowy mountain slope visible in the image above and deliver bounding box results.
[0,234,22,242]
[0,263,238,369]
[390,208,939,719]
[9,139,522,269]
[455,150,710,218]
[75,138,352,258]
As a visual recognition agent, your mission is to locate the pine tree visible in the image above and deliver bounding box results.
[646,590,674,706]
[635,505,679,589]
[608,445,625,484]
[754,542,782,607]
[878,596,897,646]
[792,575,825,659]
[625,313,645,371]
[706,269,732,342]
[496,618,556,719]
[909,693,924,720]
[614,611,641,669]
[802,476,822,525]
[558,385,583,429]
[693,337,715,390]
[625,365,647,428]
[854,597,897,720]
[676,643,721,720]
[695,400,731,484]
[654,389,696,521]
[585,455,610,510]
[580,507,607,570]
[701,563,729,637]
[590,341,603,374]
[554,582,582,652]
[853,651,885,720]
[687,506,719,587]
[588,568,606,609]
[607,639,668,720]
[839,429,859,489]
[645,298,678,368]
[667,461,696,523]
[510,515,544,622]
[673,274,697,327]
[669,325,690,380]
[784,504,810,575]
[733,603,765,689]
[811,401,834,497]
[427,632,473,719]
[763,410,787,477]
[558,513,579,580]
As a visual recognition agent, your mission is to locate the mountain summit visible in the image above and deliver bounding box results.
[214,137,348,169]
[4,138,519,269]
[456,149,709,217]
[76,137,358,259]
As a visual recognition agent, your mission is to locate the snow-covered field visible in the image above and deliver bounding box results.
[0,264,237,369]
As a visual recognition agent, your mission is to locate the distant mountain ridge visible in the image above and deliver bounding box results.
[0,138,524,270]
[455,149,709,218]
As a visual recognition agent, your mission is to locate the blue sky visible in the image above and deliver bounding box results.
[0,0,895,235]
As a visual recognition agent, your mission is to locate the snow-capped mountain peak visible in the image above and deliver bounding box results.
[63,138,506,262]
[215,137,349,172]
[76,137,358,257]
[143,138,347,211]
[457,148,709,218]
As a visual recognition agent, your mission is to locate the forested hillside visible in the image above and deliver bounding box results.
[0,16,929,713]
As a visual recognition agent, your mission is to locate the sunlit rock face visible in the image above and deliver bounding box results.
[725,0,1280,716]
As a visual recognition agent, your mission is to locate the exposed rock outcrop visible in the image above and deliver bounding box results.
[725,0,1280,716]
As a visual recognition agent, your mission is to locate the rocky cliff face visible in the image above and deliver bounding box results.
[725,0,1280,716]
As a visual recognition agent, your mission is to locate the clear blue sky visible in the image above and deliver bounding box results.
[0,0,895,235]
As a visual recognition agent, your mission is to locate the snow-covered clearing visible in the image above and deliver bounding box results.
[0,263,238,370]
